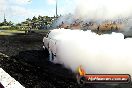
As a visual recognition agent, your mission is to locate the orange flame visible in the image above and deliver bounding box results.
[78,65,86,76]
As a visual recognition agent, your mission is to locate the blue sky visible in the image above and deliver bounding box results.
[0,0,76,23]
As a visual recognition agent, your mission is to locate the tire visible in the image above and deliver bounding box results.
[44,48,49,55]
[44,48,49,58]
[51,53,54,61]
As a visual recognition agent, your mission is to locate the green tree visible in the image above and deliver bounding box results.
[32,16,37,22]
[8,21,13,26]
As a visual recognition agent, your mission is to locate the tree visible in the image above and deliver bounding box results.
[8,21,13,26]
[38,15,43,20]
[26,18,31,22]
[32,16,37,22]
[16,23,21,26]
[0,22,4,26]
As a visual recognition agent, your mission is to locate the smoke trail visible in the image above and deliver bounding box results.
[49,29,132,76]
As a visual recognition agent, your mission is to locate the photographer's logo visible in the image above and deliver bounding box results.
[77,66,131,85]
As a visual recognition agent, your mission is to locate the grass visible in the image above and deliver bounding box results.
[33,29,50,33]
[0,32,13,35]
[0,29,50,36]
[0,29,25,35]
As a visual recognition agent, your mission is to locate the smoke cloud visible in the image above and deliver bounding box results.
[75,0,132,20]
[55,0,132,23]
[49,29,132,76]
